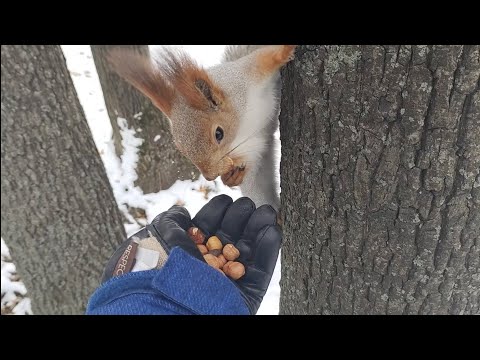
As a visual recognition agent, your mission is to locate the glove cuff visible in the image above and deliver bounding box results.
[102,227,170,283]
[129,233,169,272]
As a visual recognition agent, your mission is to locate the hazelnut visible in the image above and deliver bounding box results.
[223,244,240,261]
[217,254,227,268]
[206,236,223,251]
[222,260,234,273]
[197,244,208,255]
[223,261,245,280]
[204,254,220,269]
[188,227,205,244]
[208,249,222,256]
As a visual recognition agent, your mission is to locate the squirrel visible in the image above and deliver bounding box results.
[108,45,296,211]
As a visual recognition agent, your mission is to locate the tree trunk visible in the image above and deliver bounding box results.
[91,45,198,193]
[279,45,479,315]
[1,45,126,315]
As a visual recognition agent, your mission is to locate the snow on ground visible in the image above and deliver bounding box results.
[1,45,281,315]
[1,238,32,315]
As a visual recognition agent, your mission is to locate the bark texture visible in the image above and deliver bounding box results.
[1,45,126,314]
[279,45,479,314]
[91,45,198,193]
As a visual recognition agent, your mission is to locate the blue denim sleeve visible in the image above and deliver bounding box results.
[86,247,250,315]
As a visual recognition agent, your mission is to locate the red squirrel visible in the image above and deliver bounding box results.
[108,45,296,211]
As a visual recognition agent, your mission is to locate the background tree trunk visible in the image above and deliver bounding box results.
[91,45,198,194]
[279,45,479,314]
[1,45,126,315]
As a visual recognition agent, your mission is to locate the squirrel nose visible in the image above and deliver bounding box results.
[204,174,216,181]
[197,165,218,181]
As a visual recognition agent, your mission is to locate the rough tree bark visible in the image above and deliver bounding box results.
[91,45,198,194]
[1,45,126,314]
[279,45,479,314]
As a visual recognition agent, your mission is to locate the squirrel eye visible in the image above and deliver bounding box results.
[215,127,224,143]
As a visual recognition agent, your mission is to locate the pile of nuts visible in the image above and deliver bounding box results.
[188,227,245,280]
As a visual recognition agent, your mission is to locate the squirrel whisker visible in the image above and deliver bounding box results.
[218,129,260,163]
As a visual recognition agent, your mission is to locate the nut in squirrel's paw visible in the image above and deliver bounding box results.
[221,158,247,187]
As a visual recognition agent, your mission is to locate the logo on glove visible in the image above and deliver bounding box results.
[114,241,138,276]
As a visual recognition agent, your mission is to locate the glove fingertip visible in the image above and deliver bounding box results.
[212,194,234,204]
[167,205,191,218]
[259,224,282,247]
[151,205,192,233]
[192,195,234,237]
[253,225,282,273]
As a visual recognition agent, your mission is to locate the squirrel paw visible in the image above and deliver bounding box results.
[276,206,284,228]
[283,45,296,62]
[221,164,246,187]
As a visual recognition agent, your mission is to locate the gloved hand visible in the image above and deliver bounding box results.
[101,195,282,314]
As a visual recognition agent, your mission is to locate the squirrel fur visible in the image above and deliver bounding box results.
[108,45,295,211]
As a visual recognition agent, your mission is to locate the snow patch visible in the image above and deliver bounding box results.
[1,238,32,315]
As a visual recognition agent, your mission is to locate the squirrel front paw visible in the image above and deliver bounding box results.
[276,206,284,228]
[221,164,246,187]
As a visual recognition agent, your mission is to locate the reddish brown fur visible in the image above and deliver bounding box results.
[252,45,296,80]
[107,49,175,116]
[179,106,240,180]
[158,48,226,111]
[109,47,227,115]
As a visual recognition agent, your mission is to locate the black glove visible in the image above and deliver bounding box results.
[101,195,282,314]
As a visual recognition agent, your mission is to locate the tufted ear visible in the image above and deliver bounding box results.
[158,48,225,111]
[250,45,296,80]
[107,49,176,117]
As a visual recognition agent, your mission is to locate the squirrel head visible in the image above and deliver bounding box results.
[108,45,295,186]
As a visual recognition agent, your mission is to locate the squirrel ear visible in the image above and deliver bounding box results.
[252,45,296,80]
[107,49,176,117]
[159,48,225,111]
[194,78,221,110]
